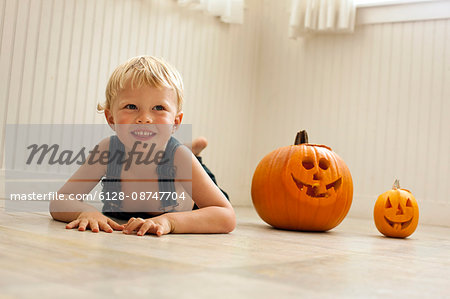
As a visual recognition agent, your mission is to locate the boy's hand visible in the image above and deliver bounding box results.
[123,215,174,237]
[66,211,124,233]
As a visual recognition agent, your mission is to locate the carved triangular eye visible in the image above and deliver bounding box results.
[406,198,412,207]
[385,197,392,208]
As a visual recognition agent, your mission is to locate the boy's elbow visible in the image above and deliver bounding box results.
[50,211,62,221]
[49,200,66,221]
[223,220,236,234]
[49,201,60,220]
[221,208,236,233]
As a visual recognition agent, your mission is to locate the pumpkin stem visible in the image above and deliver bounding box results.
[294,130,308,145]
[393,179,400,190]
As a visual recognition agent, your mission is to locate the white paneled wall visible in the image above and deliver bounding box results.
[251,0,450,225]
[0,0,261,204]
[1,0,449,225]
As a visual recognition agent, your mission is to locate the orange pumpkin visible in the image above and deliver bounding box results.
[374,180,419,238]
[251,130,353,231]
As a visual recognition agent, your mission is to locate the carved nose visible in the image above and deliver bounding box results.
[396,204,404,215]
[313,173,321,180]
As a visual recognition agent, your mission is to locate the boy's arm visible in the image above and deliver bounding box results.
[165,205,235,234]
[50,138,122,232]
[50,162,105,222]
[123,147,235,235]
[169,147,235,233]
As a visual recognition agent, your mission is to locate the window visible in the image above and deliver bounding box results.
[355,0,437,7]
[356,0,449,24]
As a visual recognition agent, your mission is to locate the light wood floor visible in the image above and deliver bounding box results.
[1,202,449,298]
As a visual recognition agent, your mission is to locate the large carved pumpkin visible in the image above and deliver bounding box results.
[373,180,419,238]
[251,130,353,231]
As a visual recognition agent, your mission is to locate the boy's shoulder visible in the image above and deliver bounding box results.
[173,144,193,164]
[173,144,196,177]
[96,136,112,152]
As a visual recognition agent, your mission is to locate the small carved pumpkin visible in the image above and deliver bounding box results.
[251,130,353,231]
[374,180,419,238]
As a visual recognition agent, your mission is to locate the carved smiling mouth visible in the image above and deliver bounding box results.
[384,216,412,230]
[291,174,342,198]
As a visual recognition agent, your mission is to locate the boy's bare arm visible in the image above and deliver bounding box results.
[123,193,235,236]
[123,149,235,236]
[49,196,99,222]
[51,198,123,232]
[172,147,235,232]
[122,204,234,236]
[166,205,235,234]
[49,138,122,232]
[50,144,106,223]
[50,195,123,232]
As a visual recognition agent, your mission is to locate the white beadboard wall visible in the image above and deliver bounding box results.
[1,0,450,226]
[0,0,261,205]
[250,0,450,226]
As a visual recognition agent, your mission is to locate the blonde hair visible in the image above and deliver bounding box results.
[98,56,184,112]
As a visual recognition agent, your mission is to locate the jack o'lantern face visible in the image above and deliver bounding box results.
[287,145,342,203]
[374,186,419,238]
[251,130,354,232]
[383,195,414,231]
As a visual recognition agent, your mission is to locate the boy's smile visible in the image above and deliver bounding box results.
[130,128,157,141]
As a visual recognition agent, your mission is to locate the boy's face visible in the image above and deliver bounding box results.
[105,82,183,150]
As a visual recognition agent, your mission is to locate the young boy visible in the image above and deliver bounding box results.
[50,56,235,236]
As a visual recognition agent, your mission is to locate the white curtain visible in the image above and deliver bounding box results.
[289,0,356,39]
[177,0,245,24]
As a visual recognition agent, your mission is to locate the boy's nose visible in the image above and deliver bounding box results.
[136,113,152,124]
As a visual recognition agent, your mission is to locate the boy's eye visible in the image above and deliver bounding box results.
[153,105,165,111]
[125,104,137,110]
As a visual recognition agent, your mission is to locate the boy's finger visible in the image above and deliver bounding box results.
[125,217,136,226]
[123,222,141,234]
[137,221,152,236]
[123,218,144,234]
[89,219,99,233]
[149,222,166,237]
[66,219,80,229]
[107,219,124,231]
[145,222,161,236]
[78,219,88,231]
[99,221,113,233]
[155,224,165,237]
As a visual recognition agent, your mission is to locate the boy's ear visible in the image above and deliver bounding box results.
[174,111,183,125]
[105,109,115,130]
[172,112,183,132]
